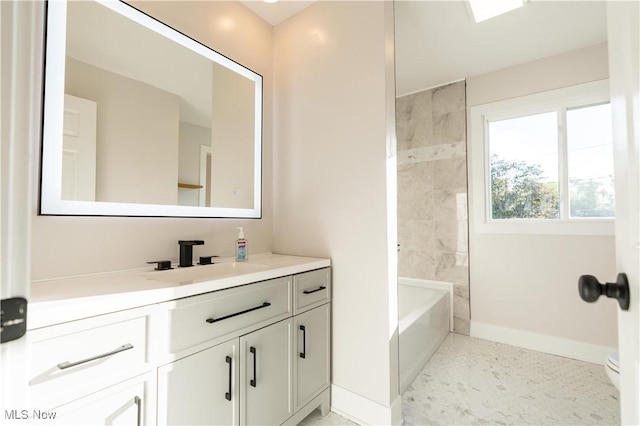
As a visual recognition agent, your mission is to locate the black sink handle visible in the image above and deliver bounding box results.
[147,260,173,270]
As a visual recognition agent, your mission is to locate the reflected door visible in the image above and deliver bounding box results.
[62,94,97,201]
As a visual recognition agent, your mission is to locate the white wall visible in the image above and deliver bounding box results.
[273,2,400,424]
[32,1,274,279]
[66,58,180,205]
[467,43,619,358]
[211,63,255,209]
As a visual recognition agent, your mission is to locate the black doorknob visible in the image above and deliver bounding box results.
[578,273,630,311]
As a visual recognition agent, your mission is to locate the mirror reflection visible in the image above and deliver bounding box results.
[41,0,262,217]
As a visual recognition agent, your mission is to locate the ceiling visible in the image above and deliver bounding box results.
[238,0,316,26]
[394,0,608,96]
[241,0,608,98]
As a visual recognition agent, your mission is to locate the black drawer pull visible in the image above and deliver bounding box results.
[250,346,257,387]
[57,343,134,370]
[299,325,306,359]
[225,356,232,401]
[206,302,271,324]
[303,286,326,295]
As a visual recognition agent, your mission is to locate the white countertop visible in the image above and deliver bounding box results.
[29,253,330,330]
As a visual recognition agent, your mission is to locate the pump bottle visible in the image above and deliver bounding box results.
[235,227,248,262]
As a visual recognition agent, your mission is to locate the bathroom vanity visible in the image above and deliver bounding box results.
[26,254,331,425]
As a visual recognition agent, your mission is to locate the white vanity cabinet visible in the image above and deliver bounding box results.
[158,269,331,425]
[287,268,332,424]
[27,257,331,426]
[25,304,158,425]
[156,275,295,426]
[157,318,294,426]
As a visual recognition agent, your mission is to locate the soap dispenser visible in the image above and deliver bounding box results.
[235,227,248,262]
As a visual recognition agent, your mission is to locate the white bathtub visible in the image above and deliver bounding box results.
[398,278,452,392]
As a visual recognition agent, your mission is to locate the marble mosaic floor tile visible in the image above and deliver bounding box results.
[300,410,357,426]
[403,333,620,426]
[302,333,619,425]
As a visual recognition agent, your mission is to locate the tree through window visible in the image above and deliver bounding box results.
[487,103,613,221]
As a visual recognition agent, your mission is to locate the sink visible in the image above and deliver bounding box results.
[143,262,270,284]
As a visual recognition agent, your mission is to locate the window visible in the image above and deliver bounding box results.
[470,80,614,235]
[566,103,615,218]
[489,111,560,220]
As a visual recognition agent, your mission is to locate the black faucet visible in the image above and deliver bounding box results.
[178,240,204,267]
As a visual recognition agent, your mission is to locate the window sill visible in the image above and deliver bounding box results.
[473,219,614,236]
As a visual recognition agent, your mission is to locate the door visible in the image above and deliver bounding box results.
[240,319,293,426]
[62,94,97,201]
[157,339,239,426]
[1,1,42,422]
[607,1,639,423]
[294,305,330,410]
[199,145,212,207]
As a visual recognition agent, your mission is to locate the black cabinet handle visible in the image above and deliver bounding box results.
[250,346,257,387]
[206,302,271,324]
[303,286,326,295]
[299,325,306,359]
[57,343,134,370]
[134,396,141,426]
[225,356,232,401]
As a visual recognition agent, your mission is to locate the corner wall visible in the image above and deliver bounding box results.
[32,1,274,279]
[272,2,400,423]
[466,43,618,361]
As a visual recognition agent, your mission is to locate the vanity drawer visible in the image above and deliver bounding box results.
[163,276,292,357]
[294,268,331,314]
[28,305,153,407]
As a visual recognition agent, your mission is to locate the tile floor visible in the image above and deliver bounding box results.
[302,333,620,425]
[299,411,358,426]
[403,333,619,425]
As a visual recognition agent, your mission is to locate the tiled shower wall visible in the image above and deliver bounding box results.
[396,81,470,334]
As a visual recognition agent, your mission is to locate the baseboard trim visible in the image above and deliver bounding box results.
[331,384,403,425]
[470,321,616,365]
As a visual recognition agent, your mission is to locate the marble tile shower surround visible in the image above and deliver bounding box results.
[396,81,470,334]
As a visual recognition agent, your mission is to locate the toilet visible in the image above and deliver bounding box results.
[605,352,620,390]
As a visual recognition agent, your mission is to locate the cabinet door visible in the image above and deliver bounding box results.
[40,373,155,425]
[157,339,239,426]
[294,304,331,410]
[240,319,293,426]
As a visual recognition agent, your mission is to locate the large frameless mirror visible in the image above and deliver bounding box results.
[40,0,262,218]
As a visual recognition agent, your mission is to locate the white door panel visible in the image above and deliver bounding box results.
[62,94,97,201]
[1,1,43,423]
[608,1,640,423]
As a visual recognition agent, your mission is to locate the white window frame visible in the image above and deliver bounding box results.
[469,80,614,235]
